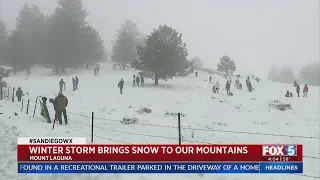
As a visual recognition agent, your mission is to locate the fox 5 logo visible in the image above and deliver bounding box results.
[262,145,297,156]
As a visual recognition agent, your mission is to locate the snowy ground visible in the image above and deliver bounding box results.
[0,63,319,180]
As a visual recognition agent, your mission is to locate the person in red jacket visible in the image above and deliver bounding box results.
[303,84,308,97]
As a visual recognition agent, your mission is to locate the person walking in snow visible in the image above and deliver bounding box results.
[59,79,65,92]
[136,76,140,87]
[195,71,198,77]
[296,85,300,97]
[228,77,232,85]
[238,83,242,90]
[215,81,220,93]
[72,78,76,91]
[118,79,124,94]
[303,84,308,97]
[75,76,79,90]
[141,75,144,87]
[212,84,216,93]
[16,87,23,102]
[209,76,212,83]
[225,81,231,95]
[133,75,136,87]
[54,92,68,125]
[96,64,100,75]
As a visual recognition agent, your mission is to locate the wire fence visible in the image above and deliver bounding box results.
[2,86,320,179]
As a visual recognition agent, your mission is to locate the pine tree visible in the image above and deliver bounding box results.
[190,56,203,70]
[135,25,189,85]
[217,55,236,75]
[112,20,141,69]
[277,66,295,84]
[0,20,7,63]
[268,66,278,82]
[15,3,46,68]
[45,0,92,73]
[299,62,319,86]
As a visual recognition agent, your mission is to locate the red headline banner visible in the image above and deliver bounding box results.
[17,144,302,162]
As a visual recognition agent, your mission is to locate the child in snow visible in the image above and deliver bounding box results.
[215,81,220,93]
[303,84,308,97]
[296,85,300,97]
[133,75,136,87]
[136,76,140,87]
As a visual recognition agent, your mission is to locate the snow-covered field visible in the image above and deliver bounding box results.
[0,63,319,180]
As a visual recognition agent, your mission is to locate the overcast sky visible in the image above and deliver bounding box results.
[1,0,319,78]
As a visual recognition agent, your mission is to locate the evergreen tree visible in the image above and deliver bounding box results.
[135,25,189,85]
[112,20,141,69]
[277,66,295,84]
[299,62,319,86]
[190,56,203,70]
[45,0,87,73]
[45,0,105,73]
[217,55,236,75]
[4,30,30,74]
[78,25,105,66]
[111,31,135,69]
[268,66,278,82]
[0,20,7,63]
[15,3,46,69]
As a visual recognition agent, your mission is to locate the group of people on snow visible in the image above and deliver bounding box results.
[38,92,69,125]
[133,74,144,87]
[211,76,251,96]
[288,82,308,98]
[72,76,79,91]
[59,77,79,92]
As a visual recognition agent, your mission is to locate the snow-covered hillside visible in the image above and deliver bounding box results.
[0,63,319,180]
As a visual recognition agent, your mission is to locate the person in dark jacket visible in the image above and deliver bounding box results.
[54,92,68,125]
[225,81,231,95]
[296,85,300,97]
[290,92,293,97]
[118,79,124,94]
[72,78,76,91]
[238,83,242,90]
[59,79,65,92]
[209,76,212,83]
[16,87,23,102]
[195,71,198,77]
[133,75,136,87]
[136,76,140,87]
[75,76,79,90]
[141,76,144,87]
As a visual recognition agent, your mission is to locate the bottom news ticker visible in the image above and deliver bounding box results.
[18,162,303,174]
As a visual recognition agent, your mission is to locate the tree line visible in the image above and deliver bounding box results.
[268,63,319,86]
[1,0,238,85]
[111,20,237,85]
[0,0,106,74]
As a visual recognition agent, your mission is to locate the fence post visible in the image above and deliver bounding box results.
[33,96,39,117]
[26,99,30,114]
[0,87,2,100]
[21,99,24,111]
[178,113,181,145]
[12,87,15,102]
[91,112,94,143]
